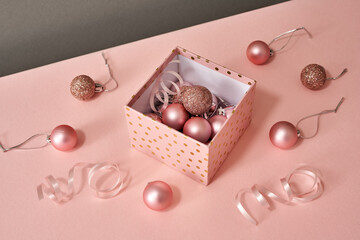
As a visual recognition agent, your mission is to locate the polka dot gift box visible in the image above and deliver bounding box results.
[125,47,256,185]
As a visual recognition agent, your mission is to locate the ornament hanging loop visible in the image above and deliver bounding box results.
[296,97,344,139]
[101,52,118,92]
[268,27,312,53]
[0,134,50,152]
[326,68,348,81]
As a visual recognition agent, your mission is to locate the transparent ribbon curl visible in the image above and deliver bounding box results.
[235,166,324,225]
[150,60,184,113]
[37,162,127,204]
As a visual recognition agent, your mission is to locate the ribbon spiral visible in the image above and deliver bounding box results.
[149,60,185,113]
[37,162,127,204]
[235,166,324,225]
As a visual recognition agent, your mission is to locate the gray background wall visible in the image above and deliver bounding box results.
[0,0,287,77]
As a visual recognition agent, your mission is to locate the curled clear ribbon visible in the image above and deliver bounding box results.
[149,60,184,112]
[37,162,128,204]
[235,166,324,225]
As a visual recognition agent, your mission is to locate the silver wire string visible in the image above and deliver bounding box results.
[268,27,312,52]
[0,133,50,152]
[100,52,118,92]
[326,68,348,80]
[295,97,344,139]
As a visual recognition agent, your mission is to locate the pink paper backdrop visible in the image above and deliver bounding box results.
[1,0,359,239]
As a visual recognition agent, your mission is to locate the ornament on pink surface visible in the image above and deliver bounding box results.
[269,121,299,149]
[209,115,227,139]
[143,181,173,211]
[145,113,162,123]
[300,64,347,90]
[70,53,118,100]
[247,27,312,65]
[50,125,78,151]
[183,117,212,143]
[0,124,78,152]
[162,103,189,130]
[269,98,344,149]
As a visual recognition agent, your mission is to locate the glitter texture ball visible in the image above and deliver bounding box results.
[300,64,327,90]
[70,75,96,100]
[182,85,212,115]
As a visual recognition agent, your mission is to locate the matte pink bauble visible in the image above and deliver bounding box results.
[143,181,173,211]
[246,40,271,65]
[145,113,162,123]
[269,121,299,149]
[50,125,78,151]
[209,115,227,139]
[183,117,211,143]
[162,103,189,130]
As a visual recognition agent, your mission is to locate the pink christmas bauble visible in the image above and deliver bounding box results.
[246,40,271,65]
[162,103,189,130]
[143,181,173,211]
[183,117,211,143]
[269,121,298,149]
[50,125,78,151]
[209,115,227,139]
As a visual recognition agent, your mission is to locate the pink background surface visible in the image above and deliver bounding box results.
[1,0,359,239]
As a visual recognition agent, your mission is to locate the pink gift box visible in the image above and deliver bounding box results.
[125,47,256,185]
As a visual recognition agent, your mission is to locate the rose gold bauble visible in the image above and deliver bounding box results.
[143,181,173,211]
[183,117,212,143]
[162,103,189,130]
[269,121,298,149]
[50,125,78,151]
[246,40,271,65]
[300,64,326,90]
[70,75,96,100]
[182,85,212,115]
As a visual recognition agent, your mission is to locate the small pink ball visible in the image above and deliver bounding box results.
[209,115,227,139]
[183,117,211,143]
[246,40,271,65]
[143,181,173,211]
[269,121,298,149]
[50,125,78,151]
[162,103,189,130]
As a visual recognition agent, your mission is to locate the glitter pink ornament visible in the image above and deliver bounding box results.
[162,103,189,130]
[247,27,312,65]
[70,53,118,101]
[183,117,212,143]
[300,64,347,90]
[182,85,213,115]
[143,181,173,211]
